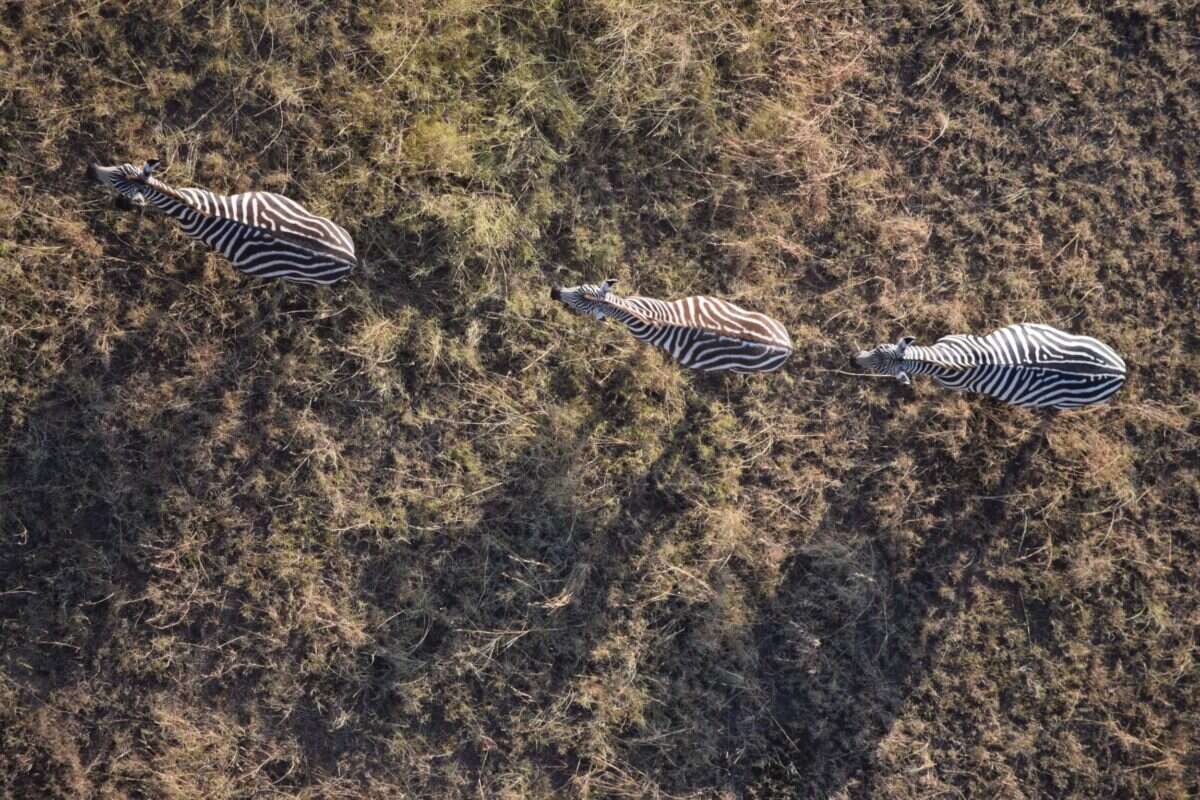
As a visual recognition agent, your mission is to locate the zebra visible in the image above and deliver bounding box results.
[852,323,1126,409]
[87,159,356,285]
[550,278,793,373]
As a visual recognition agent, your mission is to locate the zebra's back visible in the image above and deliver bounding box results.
[176,189,356,285]
[929,323,1126,409]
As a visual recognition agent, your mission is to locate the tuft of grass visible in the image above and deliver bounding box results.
[404,116,477,177]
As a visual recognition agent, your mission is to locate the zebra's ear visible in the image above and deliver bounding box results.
[896,370,912,385]
[895,335,915,355]
[143,159,161,177]
[601,278,617,293]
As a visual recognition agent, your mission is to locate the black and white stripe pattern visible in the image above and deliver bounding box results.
[88,160,356,285]
[854,323,1126,409]
[551,279,793,373]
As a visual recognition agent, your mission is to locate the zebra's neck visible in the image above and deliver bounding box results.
[598,295,666,329]
[138,178,202,220]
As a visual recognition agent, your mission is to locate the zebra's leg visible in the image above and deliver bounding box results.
[1037,409,1058,434]
[1034,408,1059,444]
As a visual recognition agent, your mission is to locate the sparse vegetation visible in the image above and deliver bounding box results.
[1,1,1197,798]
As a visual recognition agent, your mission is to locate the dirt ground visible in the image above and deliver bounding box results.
[1,1,1197,797]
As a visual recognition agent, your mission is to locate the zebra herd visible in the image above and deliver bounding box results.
[87,158,1127,410]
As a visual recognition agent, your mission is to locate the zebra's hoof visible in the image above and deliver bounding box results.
[550,287,561,301]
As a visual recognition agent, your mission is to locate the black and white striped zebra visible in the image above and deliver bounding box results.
[550,279,793,373]
[87,159,356,285]
[853,323,1126,409]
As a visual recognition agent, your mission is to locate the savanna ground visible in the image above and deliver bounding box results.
[1,1,1198,797]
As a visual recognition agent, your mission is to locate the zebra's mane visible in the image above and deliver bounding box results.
[140,175,191,207]
[587,294,663,328]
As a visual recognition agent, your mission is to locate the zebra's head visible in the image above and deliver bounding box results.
[87,159,163,208]
[853,336,916,385]
[550,278,618,321]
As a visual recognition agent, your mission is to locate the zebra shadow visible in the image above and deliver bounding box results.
[347,369,1067,797]
[0,277,206,677]
[749,410,1054,798]
[0,212,330,720]
[348,369,747,793]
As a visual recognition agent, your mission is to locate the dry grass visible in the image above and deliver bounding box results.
[1,1,1198,798]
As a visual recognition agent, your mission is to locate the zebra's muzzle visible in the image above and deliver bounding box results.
[550,287,561,301]
[86,163,99,183]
